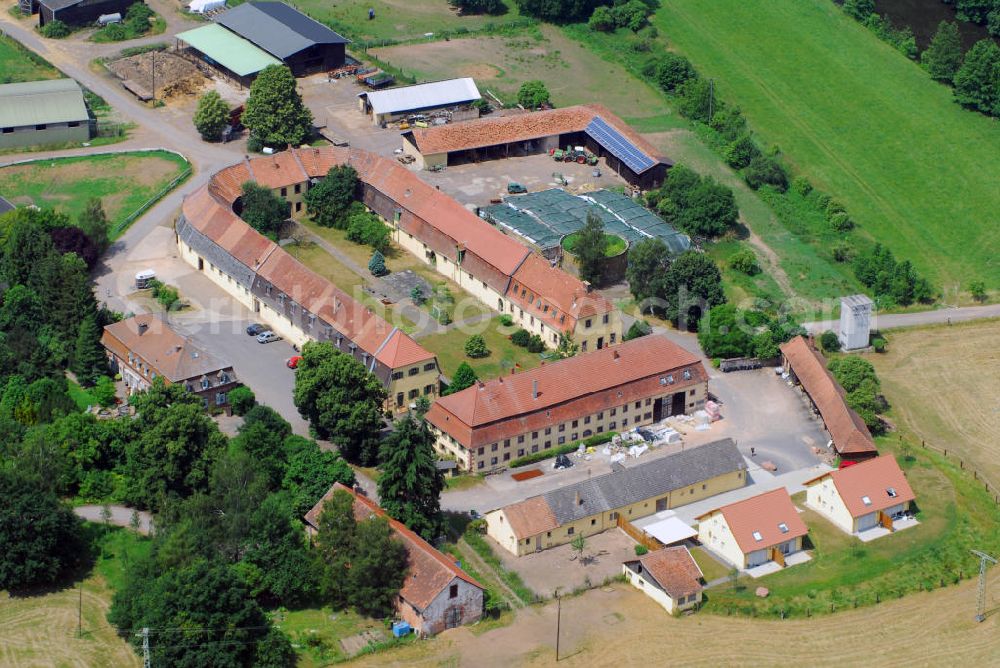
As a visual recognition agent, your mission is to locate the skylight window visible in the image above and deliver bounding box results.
[861,495,872,506]
[887,487,897,498]
[778,523,789,534]
[752,531,763,541]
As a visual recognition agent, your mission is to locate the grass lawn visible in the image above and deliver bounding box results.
[91,14,167,43]
[445,474,485,491]
[702,435,1000,617]
[286,241,367,295]
[0,33,60,83]
[418,316,544,379]
[296,0,524,44]
[371,24,666,111]
[655,0,1000,292]
[562,231,626,257]
[690,546,730,583]
[68,378,98,411]
[0,151,189,238]
[271,607,390,666]
[704,238,788,308]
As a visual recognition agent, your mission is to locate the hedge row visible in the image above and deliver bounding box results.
[508,431,617,469]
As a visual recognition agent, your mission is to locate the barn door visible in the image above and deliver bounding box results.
[445,606,462,629]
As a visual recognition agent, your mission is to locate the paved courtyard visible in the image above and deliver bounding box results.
[490,530,638,599]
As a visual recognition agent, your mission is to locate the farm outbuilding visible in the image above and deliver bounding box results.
[36,0,133,26]
[359,78,481,126]
[176,23,281,87]
[0,79,90,149]
[402,104,671,189]
[215,1,349,75]
[623,546,704,614]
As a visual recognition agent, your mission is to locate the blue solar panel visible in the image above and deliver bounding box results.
[585,116,657,174]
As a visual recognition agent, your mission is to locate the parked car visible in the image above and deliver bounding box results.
[286,355,303,369]
[256,331,281,344]
[246,323,265,336]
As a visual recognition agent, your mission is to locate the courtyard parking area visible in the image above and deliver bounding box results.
[489,529,638,599]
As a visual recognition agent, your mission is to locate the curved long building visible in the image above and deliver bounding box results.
[176,146,623,410]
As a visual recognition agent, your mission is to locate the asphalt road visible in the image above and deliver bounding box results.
[803,302,1000,333]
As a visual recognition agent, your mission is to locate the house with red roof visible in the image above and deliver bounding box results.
[305,483,484,636]
[804,455,915,536]
[622,546,704,614]
[426,334,709,472]
[696,489,808,570]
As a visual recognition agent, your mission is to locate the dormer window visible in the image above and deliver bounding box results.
[221,372,230,383]
[323,325,333,338]
[752,531,763,541]
[201,379,210,390]
[683,369,692,380]
[265,284,272,296]
[887,487,897,498]
[666,374,674,384]
[778,523,788,534]
[308,314,316,328]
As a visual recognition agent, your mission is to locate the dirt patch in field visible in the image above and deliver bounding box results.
[460,63,503,79]
[107,51,206,100]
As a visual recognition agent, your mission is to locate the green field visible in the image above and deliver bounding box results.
[295,0,524,44]
[0,151,189,238]
[655,0,1000,292]
[0,33,60,83]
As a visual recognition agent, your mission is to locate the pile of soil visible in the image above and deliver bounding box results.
[108,51,205,99]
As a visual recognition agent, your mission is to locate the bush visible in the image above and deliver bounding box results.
[448,0,504,15]
[623,320,651,341]
[634,544,649,556]
[969,280,987,302]
[508,431,616,468]
[101,22,127,41]
[728,248,760,275]
[510,328,531,347]
[517,80,550,109]
[526,334,545,353]
[791,176,813,196]
[147,279,180,310]
[820,330,841,353]
[346,210,390,252]
[829,211,855,232]
[724,134,761,169]
[93,375,118,408]
[229,386,256,416]
[588,5,615,31]
[368,250,388,276]
[871,337,886,353]
[40,20,70,38]
[464,334,490,358]
[498,314,514,327]
[832,241,853,263]
[743,154,789,192]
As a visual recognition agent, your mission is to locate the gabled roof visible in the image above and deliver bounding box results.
[176,24,282,78]
[698,488,808,554]
[217,1,348,60]
[405,104,668,173]
[498,439,744,538]
[305,483,482,609]
[780,336,877,456]
[804,455,915,518]
[363,78,480,116]
[508,253,615,332]
[627,546,703,599]
[427,335,704,435]
[0,79,88,128]
[101,314,235,383]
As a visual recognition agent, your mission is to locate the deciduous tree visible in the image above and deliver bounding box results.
[239,181,288,239]
[572,212,607,285]
[445,361,478,395]
[242,64,313,148]
[282,441,356,517]
[517,80,550,109]
[304,165,358,228]
[293,342,386,465]
[193,90,230,141]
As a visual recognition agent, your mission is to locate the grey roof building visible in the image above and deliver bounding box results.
[542,438,746,524]
[486,438,749,556]
[216,2,348,75]
[0,79,90,149]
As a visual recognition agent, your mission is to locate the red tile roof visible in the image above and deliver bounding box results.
[181,153,435,371]
[632,546,703,599]
[804,455,915,518]
[407,104,666,167]
[697,488,808,555]
[304,483,482,609]
[101,314,234,383]
[500,496,559,540]
[426,335,706,447]
[508,254,615,332]
[780,336,877,456]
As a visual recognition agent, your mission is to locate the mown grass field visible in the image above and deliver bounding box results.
[655,0,1000,292]
[870,319,1000,486]
[417,316,544,379]
[0,151,189,237]
[0,33,60,83]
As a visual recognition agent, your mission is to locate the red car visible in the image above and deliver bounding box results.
[286,356,303,369]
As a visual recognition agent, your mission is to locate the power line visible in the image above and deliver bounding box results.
[971,549,997,622]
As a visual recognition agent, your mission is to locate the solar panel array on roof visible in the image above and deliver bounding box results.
[481,188,689,255]
[586,116,657,174]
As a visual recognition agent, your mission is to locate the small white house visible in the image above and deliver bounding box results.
[622,546,703,614]
[804,455,915,536]
[696,488,808,570]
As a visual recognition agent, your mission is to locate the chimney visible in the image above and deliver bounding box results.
[613,350,620,360]
[510,367,515,375]
[477,380,485,390]
[137,322,148,335]
[532,380,538,400]
[575,490,582,506]
[583,281,593,293]
[497,375,503,383]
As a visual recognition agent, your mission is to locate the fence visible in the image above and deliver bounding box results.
[616,515,663,552]
[908,436,1000,505]
[111,163,192,237]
